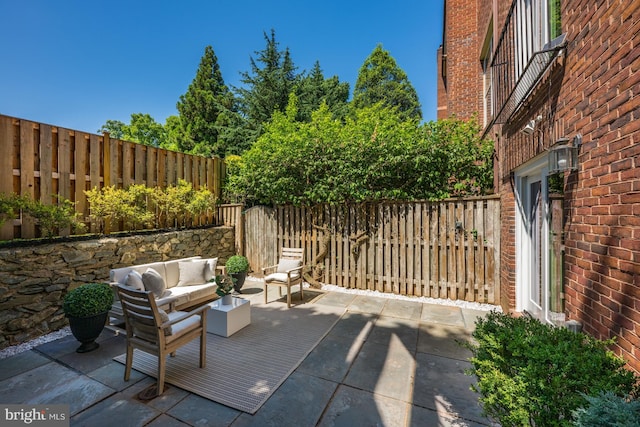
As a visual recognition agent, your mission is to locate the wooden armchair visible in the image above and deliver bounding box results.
[262,247,305,308]
[116,285,208,396]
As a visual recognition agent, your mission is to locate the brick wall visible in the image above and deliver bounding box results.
[438,0,481,120]
[443,0,640,372]
[497,0,640,372]
[560,0,640,372]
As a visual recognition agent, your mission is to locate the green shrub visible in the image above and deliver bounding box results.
[86,180,217,233]
[0,193,85,238]
[573,391,640,426]
[225,255,249,274]
[23,196,86,237]
[0,193,18,227]
[225,100,494,206]
[63,283,114,318]
[465,311,639,427]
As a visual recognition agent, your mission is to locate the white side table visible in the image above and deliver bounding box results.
[206,297,251,337]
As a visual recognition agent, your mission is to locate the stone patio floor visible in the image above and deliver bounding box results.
[0,280,499,426]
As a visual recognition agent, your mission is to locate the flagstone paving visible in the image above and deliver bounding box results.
[0,280,499,426]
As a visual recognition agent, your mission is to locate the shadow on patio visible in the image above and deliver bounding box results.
[0,279,498,426]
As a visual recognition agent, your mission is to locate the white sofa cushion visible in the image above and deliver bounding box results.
[177,260,207,286]
[164,256,202,287]
[156,283,217,308]
[111,262,168,286]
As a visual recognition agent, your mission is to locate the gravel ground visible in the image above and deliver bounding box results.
[320,283,501,312]
[0,326,72,360]
[0,281,500,360]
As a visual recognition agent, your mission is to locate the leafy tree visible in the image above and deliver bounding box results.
[98,114,167,147]
[127,113,166,147]
[162,115,184,151]
[177,45,234,157]
[235,29,298,143]
[353,44,422,120]
[225,96,492,206]
[294,61,350,122]
[98,120,126,139]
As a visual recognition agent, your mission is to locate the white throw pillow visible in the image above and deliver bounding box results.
[200,258,218,281]
[177,260,207,286]
[142,268,166,298]
[125,270,144,291]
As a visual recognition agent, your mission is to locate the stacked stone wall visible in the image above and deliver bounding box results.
[0,226,235,349]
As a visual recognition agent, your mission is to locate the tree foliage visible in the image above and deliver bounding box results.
[235,29,298,144]
[0,193,85,238]
[84,180,216,233]
[98,114,167,148]
[177,45,235,157]
[353,44,422,120]
[294,61,350,122]
[225,97,493,206]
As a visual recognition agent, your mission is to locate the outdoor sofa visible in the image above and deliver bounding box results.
[107,256,221,328]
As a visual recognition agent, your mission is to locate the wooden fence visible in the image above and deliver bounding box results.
[244,197,501,304]
[0,114,225,240]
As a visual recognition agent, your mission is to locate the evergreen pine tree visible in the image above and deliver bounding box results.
[353,44,422,120]
[177,45,234,157]
[236,29,298,142]
[295,61,349,122]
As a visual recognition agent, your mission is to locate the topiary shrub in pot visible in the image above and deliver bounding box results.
[225,255,249,293]
[63,282,114,353]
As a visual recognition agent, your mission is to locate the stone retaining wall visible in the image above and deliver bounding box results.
[0,226,235,349]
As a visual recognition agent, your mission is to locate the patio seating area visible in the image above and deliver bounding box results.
[0,278,498,426]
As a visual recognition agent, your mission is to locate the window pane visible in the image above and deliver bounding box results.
[548,0,561,39]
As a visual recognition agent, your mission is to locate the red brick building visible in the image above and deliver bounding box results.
[439,0,640,372]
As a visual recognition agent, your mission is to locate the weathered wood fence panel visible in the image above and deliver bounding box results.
[0,114,225,240]
[244,197,500,304]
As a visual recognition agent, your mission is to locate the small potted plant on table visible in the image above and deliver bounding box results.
[215,274,235,305]
[63,282,114,353]
[225,255,249,293]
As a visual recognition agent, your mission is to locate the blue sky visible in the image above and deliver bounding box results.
[0,1,444,134]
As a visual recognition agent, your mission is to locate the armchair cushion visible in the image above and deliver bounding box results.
[265,272,292,283]
[166,311,203,342]
[177,260,207,286]
[277,258,302,278]
[277,258,302,272]
[142,268,166,298]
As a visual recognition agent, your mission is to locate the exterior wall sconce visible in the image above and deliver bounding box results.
[548,134,582,174]
[521,120,536,135]
[521,115,542,135]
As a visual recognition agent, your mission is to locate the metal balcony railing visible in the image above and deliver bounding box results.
[490,0,567,124]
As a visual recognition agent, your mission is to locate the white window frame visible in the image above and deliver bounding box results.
[480,20,494,128]
[514,0,553,80]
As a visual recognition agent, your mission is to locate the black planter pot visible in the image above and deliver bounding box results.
[67,311,109,353]
[231,272,247,293]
